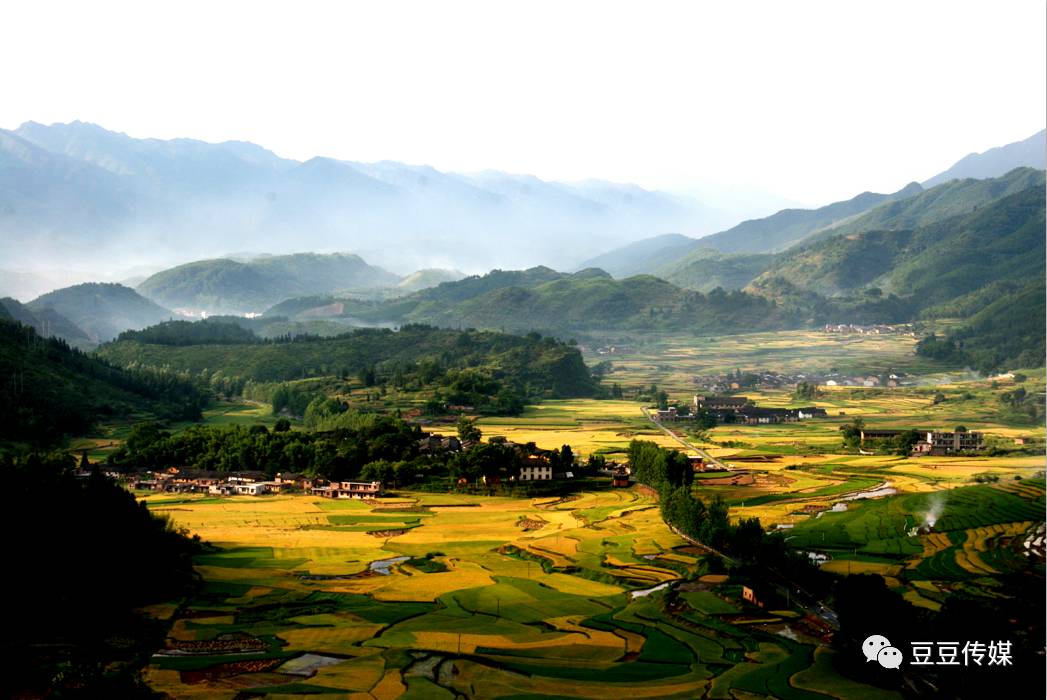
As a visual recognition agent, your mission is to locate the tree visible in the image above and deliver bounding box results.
[892,429,920,456]
[840,417,865,447]
[656,390,670,410]
[554,444,575,471]
[457,416,482,444]
[358,364,377,387]
[274,418,291,432]
[793,381,817,401]
[360,459,397,486]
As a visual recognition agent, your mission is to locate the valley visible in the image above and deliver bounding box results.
[107,328,1044,698]
[2,84,1044,699]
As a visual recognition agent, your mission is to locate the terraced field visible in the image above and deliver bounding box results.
[130,330,1044,697]
[142,490,900,698]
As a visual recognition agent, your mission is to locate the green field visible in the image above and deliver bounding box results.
[141,490,901,699]
[127,328,1043,697]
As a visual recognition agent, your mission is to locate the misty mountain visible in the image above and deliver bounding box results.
[27,283,177,343]
[805,167,1046,245]
[749,183,1046,309]
[1,121,719,275]
[694,182,926,255]
[0,297,93,348]
[924,129,1046,188]
[14,120,297,195]
[574,234,700,277]
[136,253,400,314]
[397,268,466,293]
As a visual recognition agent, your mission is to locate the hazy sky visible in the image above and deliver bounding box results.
[3,0,1044,205]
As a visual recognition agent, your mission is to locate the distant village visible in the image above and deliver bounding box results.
[126,432,614,498]
[655,395,827,425]
[694,369,917,393]
[821,323,916,336]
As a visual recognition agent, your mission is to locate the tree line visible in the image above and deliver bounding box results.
[3,449,198,695]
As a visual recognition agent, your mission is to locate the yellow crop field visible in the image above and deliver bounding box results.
[478,399,679,456]
[130,329,1044,699]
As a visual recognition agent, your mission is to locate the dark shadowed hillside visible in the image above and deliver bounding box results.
[98,324,600,399]
[0,320,207,444]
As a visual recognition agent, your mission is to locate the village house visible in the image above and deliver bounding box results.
[653,406,678,422]
[274,472,315,491]
[742,585,765,608]
[417,434,462,453]
[859,428,984,455]
[693,395,753,411]
[311,480,382,499]
[611,467,631,487]
[519,456,553,481]
[914,430,984,455]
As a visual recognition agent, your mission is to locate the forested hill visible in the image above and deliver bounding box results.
[750,184,1046,372]
[266,268,799,335]
[27,282,176,343]
[804,167,1046,245]
[750,183,1046,304]
[97,323,599,399]
[681,181,925,255]
[0,320,207,445]
[136,252,400,314]
[1,296,94,348]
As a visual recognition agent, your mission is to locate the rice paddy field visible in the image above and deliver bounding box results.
[142,488,906,699]
[135,329,1043,698]
[584,330,950,397]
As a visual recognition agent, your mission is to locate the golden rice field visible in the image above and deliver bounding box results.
[143,487,914,699]
[131,329,1042,698]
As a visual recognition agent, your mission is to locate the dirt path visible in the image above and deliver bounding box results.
[641,407,729,470]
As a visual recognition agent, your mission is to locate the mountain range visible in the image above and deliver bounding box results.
[579,129,1046,281]
[246,167,1045,371]
[923,129,1045,188]
[0,121,725,275]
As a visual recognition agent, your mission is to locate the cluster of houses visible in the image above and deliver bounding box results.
[823,374,909,388]
[653,396,827,425]
[857,428,985,455]
[132,469,382,499]
[694,370,915,394]
[822,323,915,336]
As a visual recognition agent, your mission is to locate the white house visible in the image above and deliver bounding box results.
[519,464,553,481]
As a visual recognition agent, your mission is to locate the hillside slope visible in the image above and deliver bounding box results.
[0,297,92,347]
[0,320,206,444]
[137,253,399,314]
[269,267,796,336]
[98,324,599,399]
[27,283,175,343]
[691,182,924,255]
[750,185,1046,315]
[574,234,701,278]
[807,167,1045,244]
[924,129,1046,188]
